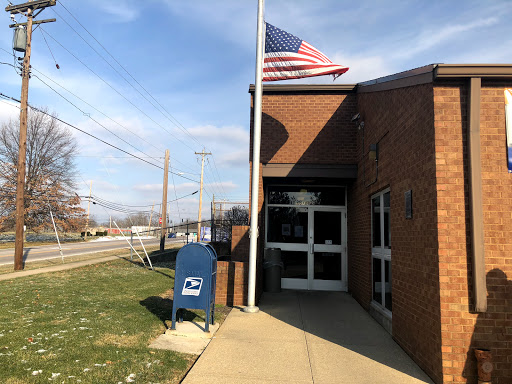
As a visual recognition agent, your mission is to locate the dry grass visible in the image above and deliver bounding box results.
[94,333,143,348]
[0,255,224,383]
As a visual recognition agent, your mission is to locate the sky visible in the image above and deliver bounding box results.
[0,0,511,225]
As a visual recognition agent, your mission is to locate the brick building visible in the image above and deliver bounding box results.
[244,64,512,383]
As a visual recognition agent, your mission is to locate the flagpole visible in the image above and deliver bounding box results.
[244,0,265,314]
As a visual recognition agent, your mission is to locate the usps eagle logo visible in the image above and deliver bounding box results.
[182,277,203,296]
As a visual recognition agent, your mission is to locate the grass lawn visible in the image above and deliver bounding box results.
[0,257,229,383]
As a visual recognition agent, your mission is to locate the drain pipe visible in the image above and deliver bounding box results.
[468,77,487,312]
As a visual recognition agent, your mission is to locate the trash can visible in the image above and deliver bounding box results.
[263,248,282,293]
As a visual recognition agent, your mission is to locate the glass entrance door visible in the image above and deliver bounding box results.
[266,203,347,291]
[310,208,346,291]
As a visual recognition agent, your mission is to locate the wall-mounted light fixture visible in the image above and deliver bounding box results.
[369,143,379,161]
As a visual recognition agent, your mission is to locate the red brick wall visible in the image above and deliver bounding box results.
[251,92,357,165]
[231,225,250,262]
[351,83,443,383]
[214,226,258,306]
[215,261,248,306]
[434,81,512,383]
[249,90,357,303]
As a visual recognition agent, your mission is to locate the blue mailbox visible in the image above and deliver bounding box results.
[171,242,217,332]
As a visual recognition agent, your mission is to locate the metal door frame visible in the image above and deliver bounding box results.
[264,185,347,291]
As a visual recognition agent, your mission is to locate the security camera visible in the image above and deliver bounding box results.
[351,113,360,122]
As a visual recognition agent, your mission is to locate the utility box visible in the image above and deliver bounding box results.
[13,26,27,52]
[171,242,217,332]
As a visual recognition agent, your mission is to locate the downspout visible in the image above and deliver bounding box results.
[468,77,487,312]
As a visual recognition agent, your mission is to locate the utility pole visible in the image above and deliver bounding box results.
[148,203,154,235]
[160,150,169,251]
[84,181,92,240]
[212,194,215,242]
[195,149,211,242]
[7,0,56,270]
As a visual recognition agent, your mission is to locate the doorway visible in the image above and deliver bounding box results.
[265,185,347,291]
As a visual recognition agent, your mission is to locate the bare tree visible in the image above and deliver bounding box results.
[215,205,249,241]
[0,108,86,232]
[225,205,249,226]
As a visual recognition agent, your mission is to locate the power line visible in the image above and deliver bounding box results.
[31,73,164,166]
[28,68,199,175]
[169,162,182,223]
[0,92,201,183]
[52,3,221,182]
[56,0,205,149]
[31,67,166,158]
[88,190,198,209]
[206,159,228,199]
[1,44,198,174]
[209,156,229,197]
[39,27,198,153]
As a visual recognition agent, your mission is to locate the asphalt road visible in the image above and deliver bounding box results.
[0,237,186,266]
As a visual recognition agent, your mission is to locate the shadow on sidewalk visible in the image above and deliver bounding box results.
[261,290,433,383]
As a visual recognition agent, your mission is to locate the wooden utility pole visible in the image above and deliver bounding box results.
[212,194,216,242]
[160,150,169,251]
[7,0,56,270]
[84,181,92,240]
[195,149,211,242]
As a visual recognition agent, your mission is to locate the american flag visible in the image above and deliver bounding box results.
[263,23,349,82]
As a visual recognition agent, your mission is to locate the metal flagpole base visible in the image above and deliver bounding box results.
[243,306,260,313]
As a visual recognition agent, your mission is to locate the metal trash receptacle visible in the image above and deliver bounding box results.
[263,248,282,293]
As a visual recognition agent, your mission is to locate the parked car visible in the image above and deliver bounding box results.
[167,233,176,238]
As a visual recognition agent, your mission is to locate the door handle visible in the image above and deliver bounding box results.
[310,243,314,254]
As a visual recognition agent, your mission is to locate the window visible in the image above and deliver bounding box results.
[372,190,391,312]
[268,186,346,206]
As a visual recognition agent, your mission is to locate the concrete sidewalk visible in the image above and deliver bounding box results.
[0,255,122,281]
[183,291,433,384]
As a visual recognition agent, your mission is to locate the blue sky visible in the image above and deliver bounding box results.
[0,0,511,224]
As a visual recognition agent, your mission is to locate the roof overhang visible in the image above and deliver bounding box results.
[262,163,358,179]
[358,64,512,93]
[434,64,512,78]
[248,64,512,95]
[249,84,357,94]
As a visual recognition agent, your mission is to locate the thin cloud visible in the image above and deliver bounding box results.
[394,17,499,60]
[206,181,238,193]
[133,182,197,193]
[217,149,248,167]
[89,1,140,22]
[188,124,248,144]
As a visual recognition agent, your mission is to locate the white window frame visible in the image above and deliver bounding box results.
[371,188,392,318]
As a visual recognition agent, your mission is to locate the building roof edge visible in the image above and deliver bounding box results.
[248,64,512,95]
[248,84,357,94]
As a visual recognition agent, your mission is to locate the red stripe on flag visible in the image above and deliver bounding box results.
[264,56,318,64]
[263,66,349,81]
[300,42,331,63]
[263,64,345,73]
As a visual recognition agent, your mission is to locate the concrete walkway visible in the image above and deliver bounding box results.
[183,290,433,384]
[0,255,122,281]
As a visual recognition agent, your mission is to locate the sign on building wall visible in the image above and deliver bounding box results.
[506,89,512,173]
